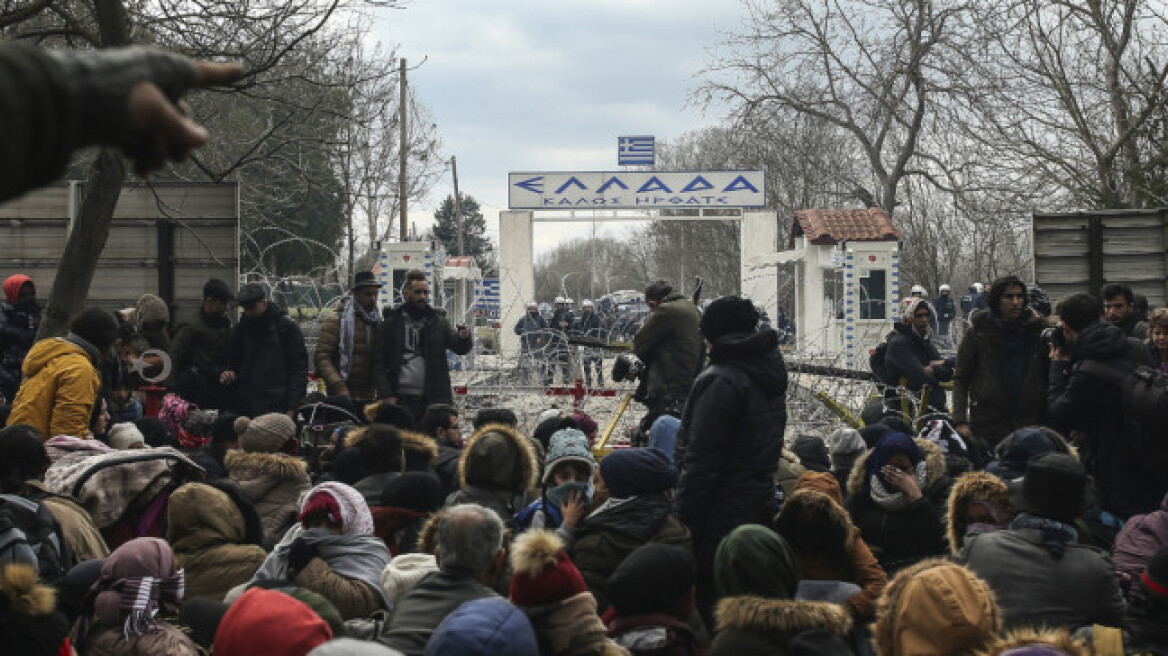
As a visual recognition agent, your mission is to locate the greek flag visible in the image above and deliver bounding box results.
[618,136,655,166]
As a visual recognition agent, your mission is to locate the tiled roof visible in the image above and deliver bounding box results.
[789,208,902,248]
[445,256,475,267]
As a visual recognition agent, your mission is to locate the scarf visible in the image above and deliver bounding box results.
[252,525,392,609]
[75,538,184,647]
[339,299,382,379]
[1010,512,1078,560]
[868,460,930,511]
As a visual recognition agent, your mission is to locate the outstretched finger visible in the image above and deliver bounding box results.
[193,60,245,88]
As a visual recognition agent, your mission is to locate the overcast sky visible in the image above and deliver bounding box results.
[373,0,744,256]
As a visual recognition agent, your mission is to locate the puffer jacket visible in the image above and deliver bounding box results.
[314,300,380,400]
[167,309,231,386]
[445,423,538,524]
[166,482,267,601]
[570,494,692,611]
[376,303,472,404]
[21,479,109,563]
[7,336,102,440]
[1048,320,1164,519]
[0,298,39,401]
[952,310,1048,446]
[224,304,308,415]
[224,450,311,548]
[633,292,703,406]
[1112,490,1168,603]
[77,623,198,656]
[845,438,951,574]
[709,597,853,655]
[675,329,787,541]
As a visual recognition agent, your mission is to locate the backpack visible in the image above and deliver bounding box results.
[0,493,67,582]
[869,333,895,385]
[1075,356,1168,463]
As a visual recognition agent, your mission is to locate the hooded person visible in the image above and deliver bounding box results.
[189,412,245,482]
[165,481,267,601]
[1112,490,1168,603]
[70,537,196,656]
[0,562,72,656]
[947,471,1014,555]
[8,307,118,440]
[0,274,41,403]
[214,587,333,656]
[957,453,1126,629]
[445,423,539,526]
[883,297,952,411]
[787,435,830,473]
[351,423,407,507]
[985,426,1073,481]
[380,551,440,610]
[978,627,1089,656]
[827,427,865,491]
[871,559,1001,656]
[508,530,629,656]
[710,525,853,655]
[426,596,540,656]
[249,481,392,620]
[569,447,691,612]
[373,471,445,556]
[648,414,681,462]
[106,422,145,450]
[223,412,312,548]
[603,543,706,656]
[514,428,597,539]
[845,433,950,574]
[774,472,887,620]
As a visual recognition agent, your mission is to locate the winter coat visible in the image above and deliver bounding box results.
[0,299,39,400]
[633,292,703,407]
[189,442,229,481]
[872,559,1001,656]
[166,482,267,601]
[883,322,952,410]
[773,449,807,502]
[675,330,787,543]
[515,312,550,353]
[168,309,230,388]
[607,613,707,656]
[522,591,630,656]
[845,438,950,574]
[709,597,853,656]
[21,479,109,563]
[574,311,604,339]
[445,423,538,524]
[932,294,956,331]
[549,309,576,352]
[376,304,472,404]
[77,622,198,656]
[957,527,1126,629]
[433,443,462,497]
[946,471,1013,554]
[0,563,71,656]
[1112,490,1168,602]
[224,304,308,415]
[952,310,1048,446]
[314,300,380,400]
[224,450,311,548]
[570,494,692,611]
[378,570,499,656]
[1047,320,1165,519]
[294,557,385,620]
[7,336,102,440]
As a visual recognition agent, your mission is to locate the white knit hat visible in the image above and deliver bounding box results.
[108,423,146,450]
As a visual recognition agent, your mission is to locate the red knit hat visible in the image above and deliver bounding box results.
[214,587,332,656]
[508,530,587,607]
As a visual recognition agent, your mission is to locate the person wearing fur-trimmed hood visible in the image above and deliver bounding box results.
[445,423,539,525]
[223,413,312,549]
[0,563,72,656]
[946,471,1014,555]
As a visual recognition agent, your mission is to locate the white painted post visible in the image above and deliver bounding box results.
[740,211,779,321]
[499,211,534,358]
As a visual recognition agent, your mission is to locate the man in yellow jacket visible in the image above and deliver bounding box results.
[7,307,119,439]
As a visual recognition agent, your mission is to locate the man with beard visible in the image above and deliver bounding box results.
[952,276,1048,451]
[376,269,472,423]
[314,271,383,404]
[221,283,308,417]
[0,275,40,403]
[169,278,234,408]
[1102,282,1150,340]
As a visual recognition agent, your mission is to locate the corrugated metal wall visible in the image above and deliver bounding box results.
[0,182,239,326]
[1032,209,1168,307]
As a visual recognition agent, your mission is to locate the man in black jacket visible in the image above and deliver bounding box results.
[674,295,787,624]
[221,283,308,417]
[1048,292,1165,520]
[169,278,234,408]
[376,270,472,424]
[885,297,952,412]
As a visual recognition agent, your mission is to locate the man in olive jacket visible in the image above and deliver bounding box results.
[315,271,383,403]
[632,280,702,419]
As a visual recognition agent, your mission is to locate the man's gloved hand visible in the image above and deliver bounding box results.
[286,537,316,579]
[49,48,244,175]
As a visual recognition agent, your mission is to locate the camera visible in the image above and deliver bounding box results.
[612,354,645,383]
[1041,323,1066,350]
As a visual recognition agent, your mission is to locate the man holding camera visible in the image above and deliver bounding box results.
[952,276,1049,450]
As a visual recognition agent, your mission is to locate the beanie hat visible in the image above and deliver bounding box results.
[380,553,439,607]
[1141,546,1168,602]
[714,524,799,600]
[240,413,296,453]
[570,411,598,436]
[214,587,332,656]
[108,423,146,450]
[542,428,596,486]
[598,447,677,498]
[606,543,696,617]
[69,307,120,352]
[829,428,866,457]
[700,296,759,342]
[987,427,1069,481]
[135,294,170,330]
[1008,453,1086,522]
[789,435,831,473]
[298,482,374,536]
[508,530,587,607]
[203,278,234,301]
[2,274,32,304]
[426,597,539,656]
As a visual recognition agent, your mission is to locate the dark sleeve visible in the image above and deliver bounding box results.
[375,311,395,398]
[224,325,242,370]
[0,43,80,203]
[951,330,978,423]
[281,318,309,409]
[445,318,473,356]
[633,309,671,363]
[675,375,738,528]
[1046,361,1085,434]
[885,337,936,390]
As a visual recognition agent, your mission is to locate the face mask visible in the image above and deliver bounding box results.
[547,481,591,509]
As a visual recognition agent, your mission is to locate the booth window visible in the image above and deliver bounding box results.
[860,269,886,320]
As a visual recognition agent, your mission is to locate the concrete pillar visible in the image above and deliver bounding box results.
[740,211,779,321]
[499,211,534,358]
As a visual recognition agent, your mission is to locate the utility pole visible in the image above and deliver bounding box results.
[398,58,408,242]
[452,156,464,256]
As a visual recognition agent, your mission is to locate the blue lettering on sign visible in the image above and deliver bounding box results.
[723,175,759,193]
[515,176,544,193]
[681,176,715,193]
[555,177,588,194]
[636,176,672,193]
[596,176,629,193]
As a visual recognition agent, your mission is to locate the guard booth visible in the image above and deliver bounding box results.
[786,208,902,367]
[376,242,437,307]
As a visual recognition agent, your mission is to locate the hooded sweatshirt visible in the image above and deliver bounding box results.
[8,337,102,440]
